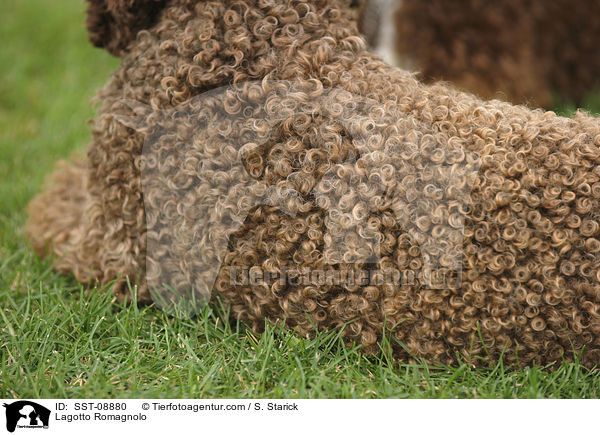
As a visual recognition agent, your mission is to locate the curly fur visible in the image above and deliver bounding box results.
[358,0,600,107]
[27,0,600,367]
[85,0,168,56]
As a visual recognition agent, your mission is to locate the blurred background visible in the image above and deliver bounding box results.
[358,0,600,112]
[0,0,117,221]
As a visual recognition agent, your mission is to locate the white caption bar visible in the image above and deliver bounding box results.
[0,399,596,435]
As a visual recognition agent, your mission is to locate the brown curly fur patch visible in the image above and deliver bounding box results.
[358,0,600,108]
[27,0,600,367]
[85,0,168,56]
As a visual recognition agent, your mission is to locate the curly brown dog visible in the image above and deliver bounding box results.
[358,0,600,108]
[27,0,600,367]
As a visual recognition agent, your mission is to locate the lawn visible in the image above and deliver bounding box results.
[2,0,600,399]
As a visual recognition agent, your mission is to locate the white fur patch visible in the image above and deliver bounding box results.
[371,0,415,71]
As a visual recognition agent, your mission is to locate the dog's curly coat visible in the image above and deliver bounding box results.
[27,0,600,367]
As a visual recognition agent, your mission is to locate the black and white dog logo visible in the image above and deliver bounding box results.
[2,401,50,433]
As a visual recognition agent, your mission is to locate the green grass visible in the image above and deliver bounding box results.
[2,0,600,399]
